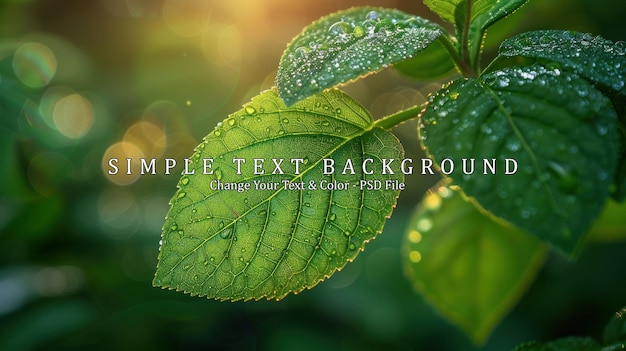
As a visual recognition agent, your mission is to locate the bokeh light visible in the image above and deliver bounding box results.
[123,121,167,159]
[12,42,56,88]
[101,141,145,186]
[53,93,94,139]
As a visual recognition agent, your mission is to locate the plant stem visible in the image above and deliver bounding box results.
[373,104,424,130]
[438,35,475,78]
[462,0,473,72]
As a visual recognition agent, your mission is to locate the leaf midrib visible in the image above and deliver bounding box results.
[478,80,564,220]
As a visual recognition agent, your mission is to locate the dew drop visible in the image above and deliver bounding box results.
[329,213,336,221]
[365,10,379,20]
[282,118,289,124]
[321,121,330,126]
[245,106,256,115]
[228,118,235,126]
[344,230,351,236]
[294,46,308,58]
[259,210,267,216]
[181,177,189,185]
[349,243,356,250]
[539,35,552,47]
[170,224,178,231]
[615,41,626,55]
[353,26,365,38]
[328,21,351,35]
[177,192,186,199]
[220,228,232,239]
[214,130,221,137]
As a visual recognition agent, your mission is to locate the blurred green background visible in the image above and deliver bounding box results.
[1,0,625,350]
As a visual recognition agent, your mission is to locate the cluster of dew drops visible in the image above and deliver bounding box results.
[501,31,626,91]
[279,9,439,100]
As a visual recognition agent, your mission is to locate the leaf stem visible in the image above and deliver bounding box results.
[480,55,505,77]
[373,104,424,130]
[462,0,473,72]
[438,35,475,78]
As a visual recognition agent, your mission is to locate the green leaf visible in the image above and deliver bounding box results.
[276,7,444,106]
[513,337,601,351]
[419,65,620,255]
[498,31,626,99]
[603,307,626,345]
[614,155,626,202]
[394,39,458,79]
[403,185,546,344]
[424,0,528,67]
[587,200,626,242]
[153,88,404,301]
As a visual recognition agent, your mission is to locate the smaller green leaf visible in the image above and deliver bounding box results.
[420,65,620,255]
[276,7,444,105]
[403,185,546,344]
[394,39,458,80]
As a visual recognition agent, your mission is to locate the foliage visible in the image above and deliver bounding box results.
[512,307,626,350]
[151,0,626,344]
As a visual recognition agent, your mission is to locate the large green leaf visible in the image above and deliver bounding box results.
[153,88,404,301]
[419,65,620,255]
[276,7,444,106]
[403,185,546,344]
[424,0,528,66]
[498,31,626,201]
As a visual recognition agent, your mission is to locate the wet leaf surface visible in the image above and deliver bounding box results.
[154,88,403,301]
[419,65,620,255]
[276,7,444,105]
[498,31,626,202]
